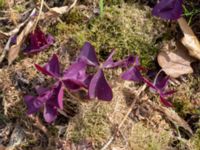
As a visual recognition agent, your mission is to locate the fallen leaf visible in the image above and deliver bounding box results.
[0,145,6,150]
[178,17,200,60]
[158,42,194,78]
[45,6,69,17]
[8,15,36,64]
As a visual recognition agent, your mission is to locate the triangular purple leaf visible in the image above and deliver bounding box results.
[89,69,113,101]
[24,95,40,114]
[43,104,58,123]
[52,81,64,109]
[62,60,90,90]
[155,76,169,91]
[152,0,183,20]
[121,66,144,82]
[35,54,60,78]
[103,50,135,69]
[78,42,99,66]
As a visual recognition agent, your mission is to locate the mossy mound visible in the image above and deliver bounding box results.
[50,3,166,67]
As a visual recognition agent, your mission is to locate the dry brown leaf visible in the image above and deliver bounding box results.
[148,101,193,136]
[47,6,69,15]
[0,145,6,150]
[157,42,194,78]
[178,17,200,60]
[8,17,36,65]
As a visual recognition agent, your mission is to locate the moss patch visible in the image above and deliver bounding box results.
[0,0,5,9]
[67,102,111,148]
[50,3,166,67]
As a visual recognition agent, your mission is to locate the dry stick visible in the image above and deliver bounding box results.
[101,84,147,150]
[68,0,78,11]
[0,36,13,63]
[33,0,44,31]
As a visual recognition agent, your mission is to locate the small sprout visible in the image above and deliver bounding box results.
[144,74,175,107]
[152,0,183,20]
[24,27,54,54]
[121,57,175,107]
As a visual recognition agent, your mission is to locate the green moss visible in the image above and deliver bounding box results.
[51,4,165,67]
[68,102,111,148]
[0,0,5,9]
[128,123,171,150]
[105,0,124,5]
[173,76,200,117]
[192,129,200,150]
[13,5,26,13]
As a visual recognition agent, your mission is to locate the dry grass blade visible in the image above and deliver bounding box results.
[0,36,13,63]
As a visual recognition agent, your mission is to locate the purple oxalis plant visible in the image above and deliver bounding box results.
[24,42,134,123]
[121,57,175,107]
[23,27,54,54]
[152,0,183,20]
[78,42,135,101]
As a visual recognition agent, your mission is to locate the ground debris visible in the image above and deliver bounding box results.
[158,41,195,78]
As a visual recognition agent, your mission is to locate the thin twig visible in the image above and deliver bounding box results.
[0,36,13,63]
[33,0,44,31]
[101,84,146,150]
[68,0,78,11]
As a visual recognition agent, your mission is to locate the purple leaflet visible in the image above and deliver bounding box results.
[24,27,54,54]
[77,42,136,101]
[89,69,113,101]
[24,81,64,123]
[62,60,92,90]
[35,54,61,78]
[121,66,144,82]
[121,56,174,107]
[103,50,135,69]
[43,102,58,123]
[24,95,44,114]
[78,42,99,66]
[143,75,173,107]
[121,56,144,82]
[152,0,183,20]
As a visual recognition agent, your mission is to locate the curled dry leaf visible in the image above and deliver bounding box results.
[8,16,37,65]
[158,42,195,78]
[178,17,200,60]
[44,6,69,18]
